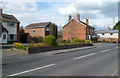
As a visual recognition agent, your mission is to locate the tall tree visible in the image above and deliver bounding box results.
[113,21,120,30]
[52,23,58,39]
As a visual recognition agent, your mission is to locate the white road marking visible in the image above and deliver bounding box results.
[113,47,118,49]
[7,64,55,77]
[101,49,111,53]
[73,53,96,60]
[112,69,118,76]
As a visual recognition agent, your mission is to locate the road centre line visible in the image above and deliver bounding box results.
[7,64,55,77]
[113,47,118,49]
[73,48,113,60]
[112,69,118,76]
[73,53,96,60]
[101,49,111,53]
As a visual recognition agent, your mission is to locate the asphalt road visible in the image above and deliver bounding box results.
[2,43,119,77]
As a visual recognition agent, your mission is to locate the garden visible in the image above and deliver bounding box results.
[12,35,92,54]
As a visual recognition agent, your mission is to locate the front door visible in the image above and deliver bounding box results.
[87,35,91,40]
[2,32,8,44]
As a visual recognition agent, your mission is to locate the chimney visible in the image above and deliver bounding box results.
[68,14,72,21]
[86,18,89,25]
[77,13,80,21]
[0,8,3,17]
[108,27,111,30]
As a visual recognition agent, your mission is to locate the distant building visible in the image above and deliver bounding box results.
[0,8,20,44]
[62,14,94,40]
[97,30,119,42]
[24,22,53,38]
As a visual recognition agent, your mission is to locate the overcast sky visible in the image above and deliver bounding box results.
[1,1,119,30]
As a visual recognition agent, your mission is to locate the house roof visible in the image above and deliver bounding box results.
[25,22,51,29]
[2,14,20,23]
[97,30,119,33]
[63,19,94,29]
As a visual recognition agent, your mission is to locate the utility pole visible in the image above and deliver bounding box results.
[113,17,116,27]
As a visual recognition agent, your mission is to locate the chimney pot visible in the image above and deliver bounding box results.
[68,14,72,22]
[77,13,80,21]
[86,18,89,25]
[108,27,111,30]
[0,8,3,17]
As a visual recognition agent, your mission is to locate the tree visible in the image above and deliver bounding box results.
[113,21,120,30]
[58,28,62,39]
[52,23,58,39]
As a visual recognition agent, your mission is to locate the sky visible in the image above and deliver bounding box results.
[0,0,119,30]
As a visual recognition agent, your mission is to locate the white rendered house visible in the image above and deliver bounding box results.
[0,8,20,44]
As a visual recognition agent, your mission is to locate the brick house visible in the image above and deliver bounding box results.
[62,14,94,40]
[0,8,20,44]
[24,22,53,38]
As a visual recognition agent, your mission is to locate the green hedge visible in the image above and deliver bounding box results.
[43,35,57,45]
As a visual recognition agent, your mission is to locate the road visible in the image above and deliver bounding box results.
[2,43,119,77]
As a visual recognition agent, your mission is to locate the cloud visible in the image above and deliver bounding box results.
[2,1,119,30]
[3,2,38,14]
[57,2,118,30]
[58,2,118,18]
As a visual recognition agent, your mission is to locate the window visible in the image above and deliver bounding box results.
[102,33,105,35]
[7,22,15,26]
[46,27,50,31]
[10,34,14,40]
[3,34,6,39]
[110,33,113,35]
[32,30,36,33]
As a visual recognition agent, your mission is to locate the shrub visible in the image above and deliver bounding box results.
[28,43,47,48]
[43,35,57,45]
[13,42,24,49]
[91,37,98,41]
[85,40,91,44]
[30,36,43,43]
[57,39,66,43]
[72,37,85,44]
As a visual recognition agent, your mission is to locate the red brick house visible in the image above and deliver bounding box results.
[25,22,53,38]
[62,14,94,40]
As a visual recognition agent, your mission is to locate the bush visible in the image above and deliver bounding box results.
[72,37,85,44]
[28,43,47,48]
[91,37,98,41]
[30,36,43,43]
[13,42,24,49]
[85,40,91,44]
[43,35,57,45]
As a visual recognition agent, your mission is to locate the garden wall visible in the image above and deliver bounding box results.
[28,44,93,54]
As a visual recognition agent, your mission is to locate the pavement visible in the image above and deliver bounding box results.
[2,43,119,77]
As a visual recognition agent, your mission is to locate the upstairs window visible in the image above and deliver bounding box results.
[7,22,15,26]
[110,33,113,35]
[32,30,36,33]
[102,33,105,35]
[46,27,50,31]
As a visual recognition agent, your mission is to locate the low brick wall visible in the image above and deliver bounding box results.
[28,44,93,54]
